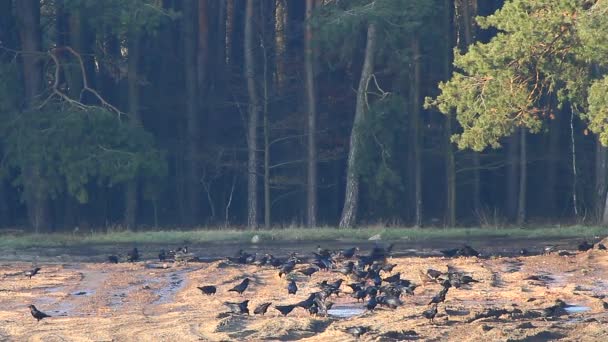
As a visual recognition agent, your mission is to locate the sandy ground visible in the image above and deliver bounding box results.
[1,244,608,341]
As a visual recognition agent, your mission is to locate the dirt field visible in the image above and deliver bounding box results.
[1,242,608,341]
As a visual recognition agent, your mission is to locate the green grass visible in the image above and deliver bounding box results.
[1,225,607,249]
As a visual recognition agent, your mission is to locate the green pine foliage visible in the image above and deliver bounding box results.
[427,0,608,151]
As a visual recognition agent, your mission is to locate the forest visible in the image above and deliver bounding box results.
[1,0,608,232]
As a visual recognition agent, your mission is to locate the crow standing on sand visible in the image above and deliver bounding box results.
[254,302,272,315]
[107,255,119,264]
[28,305,51,322]
[158,249,167,261]
[423,304,438,322]
[288,279,298,295]
[229,278,251,295]
[224,300,249,314]
[197,285,217,295]
[345,326,370,338]
[127,248,139,262]
[298,267,319,277]
[275,304,297,316]
[25,267,41,279]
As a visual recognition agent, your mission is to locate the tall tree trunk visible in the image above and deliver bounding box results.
[596,140,608,223]
[17,0,51,232]
[545,105,559,217]
[261,0,274,228]
[245,0,259,228]
[305,0,318,227]
[183,0,201,226]
[443,0,456,227]
[411,37,423,227]
[274,0,288,92]
[516,128,527,225]
[124,24,142,229]
[339,23,376,228]
[506,133,519,221]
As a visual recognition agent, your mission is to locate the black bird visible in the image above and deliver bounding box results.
[288,279,298,295]
[298,267,319,277]
[254,302,272,315]
[352,289,367,302]
[461,245,479,257]
[275,304,297,316]
[345,326,370,338]
[426,268,443,280]
[197,285,217,295]
[423,304,438,322]
[519,248,529,256]
[107,255,119,264]
[381,263,397,273]
[296,293,318,309]
[224,300,249,314]
[127,248,139,262]
[279,261,296,278]
[383,272,401,284]
[28,305,51,322]
[578,241,593,252]
[158,249,167,261]
[347,282,365,292]
[334,261,354,276]
[428,286,449,305]
[378,295,402,309]
[25,267,41,279]
[440,248,460,258]
[366,295,378,311]
[598,243,607,250]
[340,247,359,258]
[316,245,332,258]
[229,278,251,295]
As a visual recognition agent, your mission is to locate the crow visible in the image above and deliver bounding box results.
[378,295,402,309]
[381,263,397,273]
[352,289,367,302]
[383,272,401,284]
[440,248,460,258]
[158,249,167,261]
[224,300,249,314]
[316,245,332,258]
[24,267,41,279]
[578,241,593,252]
[334,261,354,276]
[340,247,358,259]
[426,268,443,280]
[28,305,51,322]
[366,295,378,311]
[288,279,298,295]
[229,278,251,295]
[275,304,297,316]
[279,261,296,278]
[347,282,365,293]
[298,267,319,277]
[254,302,272,315]
[428,286,449,305]
[598,243,607,251]
[296,293,318,309]
[108,255,119,264]
[345,326,370,338]
[460,245,479,257]
[127,248,139,262]
[423,304,438,322]
[197,285,216,295]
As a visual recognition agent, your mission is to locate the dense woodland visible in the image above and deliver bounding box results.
[1,0,608,232]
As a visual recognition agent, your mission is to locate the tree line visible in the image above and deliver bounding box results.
[0,0,607,232]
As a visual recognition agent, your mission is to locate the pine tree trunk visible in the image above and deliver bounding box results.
[516,128,527,225]
[411,37,423,227]
[506,133,519,221]
[124,24,142,229]
[444,0,456,227]
[545,106,559,217]
[17,0,51,233]
[596,140,607,223]
[261,0,273,228]
[183,0,201,226]
[339,23,376,228]
[245,0,259,229]
[305,0,318,228]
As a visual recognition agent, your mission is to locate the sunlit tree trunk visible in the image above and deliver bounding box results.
[124,23,143,229]
[444,0,456,227]
[517,128,527,225]
[245,0,259,228]
[17,0,51,233]
[506,133,519,221]
[411,36,423,227]
[339,23,376,228]
[305,0,318,227]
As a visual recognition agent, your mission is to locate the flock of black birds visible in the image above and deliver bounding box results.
[20,238,607,339]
